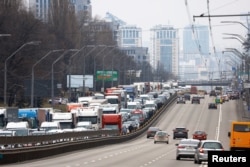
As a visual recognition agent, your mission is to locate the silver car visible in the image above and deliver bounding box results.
[194,140,224,164]
[175,139,200,160]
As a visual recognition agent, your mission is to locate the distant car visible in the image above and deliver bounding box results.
[154,131,170,144]
[192,131,207,140]
[147,127,161,138]
[191,96,200,104]
[194,140,224,164]
[175,139,200,160]
[173,127,189,139]
[184,94,191,101]
[177,96,186,104]
[208,103,217,109]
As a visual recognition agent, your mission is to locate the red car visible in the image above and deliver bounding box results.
[192,130,207,140]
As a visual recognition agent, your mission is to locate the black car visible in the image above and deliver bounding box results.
[173,127,189,139]
[184,94,191,101]
[177,96,186,104]
[208,103,217,109]
[147,127,161,138]
[191,96,200,104]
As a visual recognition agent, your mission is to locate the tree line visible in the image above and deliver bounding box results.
[0,0,172,107]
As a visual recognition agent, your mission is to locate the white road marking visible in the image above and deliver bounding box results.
[215,104,222,140]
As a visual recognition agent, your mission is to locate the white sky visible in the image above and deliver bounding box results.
[91,0,250,53]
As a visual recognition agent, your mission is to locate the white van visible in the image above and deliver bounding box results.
[40,121,61,131]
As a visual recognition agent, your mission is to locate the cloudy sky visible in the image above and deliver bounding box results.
[91,0,249,52]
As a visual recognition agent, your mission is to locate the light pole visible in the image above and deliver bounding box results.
[102,46,117,92]
[221,21,249,31]
[68,45,96,101]
[0,34,11,37]
[93,46,108,92]
[51,49,78,106]
[4,41,41,105]
[31,49,63,107]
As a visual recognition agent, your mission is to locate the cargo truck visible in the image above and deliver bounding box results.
[102,114,122,134]
[0,107,19,129]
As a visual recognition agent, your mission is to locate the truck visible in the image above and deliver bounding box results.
[71,106,103,130]
[88,99,108,108]
[18,108,50,129]
[119,85,137,101]
[78,96,95,106]
[0,107,19,129]
[52,112,76,130]
[5,121,30,136]
[100,104,119,114]
[66,102,83,112]
[190,86,198,94]
[130,109,146,126]
[102,114,122,134]
[105,92,121,110]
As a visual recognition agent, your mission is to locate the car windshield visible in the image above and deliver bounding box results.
[194,131,205,134]
[203,142,223,149]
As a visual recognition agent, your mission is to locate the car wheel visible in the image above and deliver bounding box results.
[166,141,169,144]
[176,156,180,160]
[154,141,156,144]
[194,158,197,164]
[197,158,201,164]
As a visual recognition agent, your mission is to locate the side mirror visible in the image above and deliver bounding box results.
[228,132,231,137]
[175,143,179,146]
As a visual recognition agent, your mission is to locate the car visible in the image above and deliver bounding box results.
[208,103,217,109]
[184,93,191,101]
[191,96,200,104]
[154,131,170,144]
[192,130,207,140]
[177,96,186,104]
[173,127,189,139]
[194,140,224,164]
[175,139,200,160]
[147,127,161,138]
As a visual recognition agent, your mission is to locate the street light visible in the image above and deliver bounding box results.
[4,41,41,105]
[0,34,11,37]
[31,49,64,107]
[68,45,96,101]
[93,46,108,92]
[51,49,78,106]
[221,21,249,31]
[102,46,117,92]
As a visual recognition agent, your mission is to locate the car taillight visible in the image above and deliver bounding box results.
[178,146,185,149]
[199,148,204,153]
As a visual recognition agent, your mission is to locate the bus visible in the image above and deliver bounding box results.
[228,121,250,151]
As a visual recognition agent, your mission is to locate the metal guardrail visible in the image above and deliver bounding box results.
[0,93,177,164]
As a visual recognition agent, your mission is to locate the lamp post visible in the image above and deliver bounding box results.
[0,34,11,37]
[4,41,41,105]
[68,45,96,101]
[31,49,63,107]
[221,21,249,31]
[102,46,117,92]
[51,49,78,106]
[93,46,108,92]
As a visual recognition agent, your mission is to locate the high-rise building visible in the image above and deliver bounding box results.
[22,0,91,22]
[149,25,179,76]
[183,25,209,58]
[181,25,209,80]
[118,25,142,47]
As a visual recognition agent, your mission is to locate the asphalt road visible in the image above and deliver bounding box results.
[3,95,240,167]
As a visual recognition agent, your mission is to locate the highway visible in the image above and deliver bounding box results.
[3,95,241,167]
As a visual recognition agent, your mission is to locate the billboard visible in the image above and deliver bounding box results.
[67,75,93,88]
[96,70,118,81]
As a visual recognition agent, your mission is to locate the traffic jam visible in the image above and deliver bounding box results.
[0,81,172,149]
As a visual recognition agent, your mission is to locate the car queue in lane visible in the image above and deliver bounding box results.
[3,88,238,167]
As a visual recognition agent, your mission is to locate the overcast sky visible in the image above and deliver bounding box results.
[91,0,250,52]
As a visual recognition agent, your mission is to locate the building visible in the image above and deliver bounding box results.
[118,25,142,47]
[22,0,91,22]
[149,25,179,76]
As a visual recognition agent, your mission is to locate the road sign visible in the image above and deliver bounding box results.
[96,70,118,81]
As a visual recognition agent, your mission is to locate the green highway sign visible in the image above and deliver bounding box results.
[96,70,118,81]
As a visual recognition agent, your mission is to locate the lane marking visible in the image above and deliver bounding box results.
[215,104,222,140]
